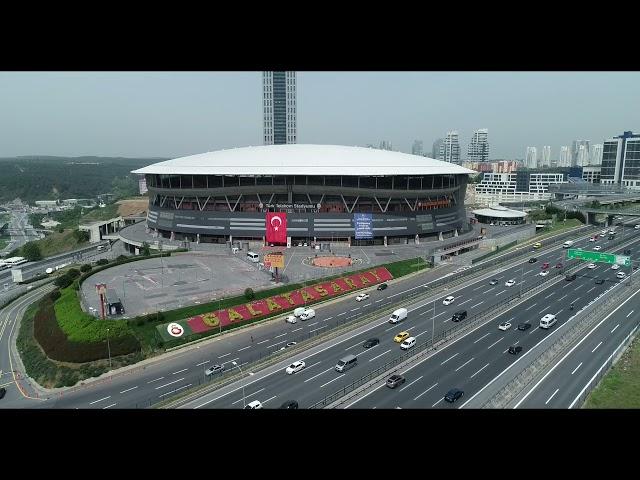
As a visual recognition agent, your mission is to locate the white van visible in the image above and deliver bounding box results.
[562,240,574,249]
[335,354,358,372]
[389,308,408,324]
[247,252,260,263]
[299,308,315,321]
[293,307,306,317]
[540,313,557,329]
[400,336,416,350]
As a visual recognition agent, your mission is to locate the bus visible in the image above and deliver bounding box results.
[2,256,27,267]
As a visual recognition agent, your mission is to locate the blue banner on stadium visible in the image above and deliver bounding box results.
[354,213,373,239]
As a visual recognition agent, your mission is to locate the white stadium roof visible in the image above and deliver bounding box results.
[472,205,527,219]
[132,144,477,177]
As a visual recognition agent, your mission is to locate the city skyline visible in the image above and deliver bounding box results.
[0,71,637,158]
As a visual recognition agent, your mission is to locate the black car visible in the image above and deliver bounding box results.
[517,323,532,331]
[489,279,498,285]
[528,258,537,263]
[386,375,406,389]
[362,338,380,349]
[279,400,299,409]
[377,283,388,291]
[452,310,467,322]
[444,388,464,403]
[0,387,5,400]
[566,273,576,281]
[624,249,631,255]
[595,278,605,285]
[508,345,523,355]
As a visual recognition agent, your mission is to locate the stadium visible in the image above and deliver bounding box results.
[132,145,476,247]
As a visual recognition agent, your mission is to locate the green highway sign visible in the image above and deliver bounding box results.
[567,248,630,266]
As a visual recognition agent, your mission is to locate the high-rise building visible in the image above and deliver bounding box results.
[467,128,489,162]
[590,144,603,166]
[525,147,537,168]
[263,71,296,145]
[541,146,551,168]
[411,140,423,156]
[439,131,460,163]
[432,138,444,159]
[601,131,640,188]
[559,146,571,167]
[571,140,590,166]
[577,145,590,166]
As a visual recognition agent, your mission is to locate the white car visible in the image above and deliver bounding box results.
[285,315,297,324]
[299,308,315,320]
[587,263,596,269]
[617,271,627,279]
[285,360,306,374]
[505,279,516,287]
[356,293,370,302]
[539,270,549,276]
[588,237,595,242]
[244,400,263,409]
[498,321,511,331]
[442,295,455,306]
[599,233,606,237]
[593,246,602,251]
[280,341,297,351]
[635,224,640,230]
[611,264,620,270]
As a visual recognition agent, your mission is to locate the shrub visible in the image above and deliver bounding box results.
[244,287,255,300]
[96,258,109,266]
[80,264,92,273]
[53,274,73,289]
[57,227,65,234]
[116,255,128,262]
[73,229,90,242]
[141,242,151,256]
[22,241,43,261]
[67,268,81,279]
[48,289,61,302]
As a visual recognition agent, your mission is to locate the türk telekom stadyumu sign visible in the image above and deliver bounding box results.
[156,267,394,341]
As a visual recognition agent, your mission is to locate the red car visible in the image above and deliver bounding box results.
[542,262,550,269]
[555,262,563,269]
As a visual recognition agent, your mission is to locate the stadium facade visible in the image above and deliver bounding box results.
[132,145,476,246]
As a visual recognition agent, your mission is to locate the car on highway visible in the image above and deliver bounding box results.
[556,262,563,269]
[593,246,602,251]
[279,400,299,409]
[362,338,380,349]
[498,321,512,331]
[386,374,406,389]
[566,273,577,281]
[635,224,640,230]
[517,323,532,331]
[599,232,606,237]
[285,315,297,324]
[244,400,263,409]
[533,242,542,249]
[542,262,550,269]
[394,331,410,343]
[611,264,620,270]
[505,279,516,287]
[444,388,464,403]
[528,257,537,263]
[443,295,455,306]
[508,345,523,355]
[617,271,627,279]
[280,341,297,351]
[539,270,549,277]
[356,293,370,302]
[588,237,595,242]
[451,310,467,322]
[489,278,498,285]
[400,337,416,350]
[299,308,316,320]
[587,263,596,269]
[0,387,5,400]
[286,360,306,374]
[205,364,225,376]
[595,278,605,284]
[377,283,388,291]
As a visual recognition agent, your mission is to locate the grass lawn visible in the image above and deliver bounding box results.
[535,218,582,237]
[80,203,120,222]
[584,334,640,408]
[30,229,87,257]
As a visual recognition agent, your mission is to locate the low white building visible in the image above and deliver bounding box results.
[472,205,527,225]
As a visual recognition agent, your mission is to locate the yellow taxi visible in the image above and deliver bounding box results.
[394,331,410,343]
[533,242,542,249]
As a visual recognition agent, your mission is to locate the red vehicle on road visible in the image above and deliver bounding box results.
[542,262,550,269]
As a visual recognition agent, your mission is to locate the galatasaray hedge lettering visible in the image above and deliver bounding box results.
[156,267,393,342]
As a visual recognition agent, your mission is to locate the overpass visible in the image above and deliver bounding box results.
[547,183,640,197]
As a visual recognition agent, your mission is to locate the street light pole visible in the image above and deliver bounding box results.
[232,361,246,408]
[106,327,112,368]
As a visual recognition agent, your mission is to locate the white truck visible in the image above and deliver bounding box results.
[562,240,574,249]
[388,308,408,324]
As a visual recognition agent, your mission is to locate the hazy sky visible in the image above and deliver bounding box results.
[0,72,637,159]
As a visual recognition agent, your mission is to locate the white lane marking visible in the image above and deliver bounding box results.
[218,353,231,358]
[320,375,344,389]
[119,386,138,394]
[571,362,583,375]
[611,324,620,333]
[363,303,372,308]
[256,339,270,344]
[231,388,265,405]
[196,360,210,366]
[591,341,603,353]
[310,326,327,333]
[274,332,288,338]
[307,322,318,326]
[627,310,634,318]
[530,326,540,334]
[267,341,287,349]
[385,324,399,332]
[487,337,504,349]
[325,316,333,321]
[414,383,438,401]
[222,357,240,366]
[420,311,429,316]
[545,388,560,405]
[432,398,444,407]
[440,352,459,365]
[304,361,322,370]
[586,286,596,294]
[546,292,556,298]
[147,377,165,384]
[345,342,362,351]
[155,377,185,390]
[458,298,473,306]
[172,368,188,375]
[485,287,496,294]
[455,357,475,372]
[159,383,194,398]
[434,311,446,318]
[399,375,424,392]
[350,308,360,312]
[525,302,538,311]
[237,346,251,351]
[375,299,384,303]
[261,395,277,405]
[473,284,485,291]
[473,332,491,344]
[470,301,484,309]
[539,306,551,314]
[304,366,335,383]
[337,312,346,316]
[558,294,568,301]
[495,289,507,296]
[291,327,303,332]
[369,349,392,362]
[470,363,490,379]
[89,396,111,405]
[103,403,117,409]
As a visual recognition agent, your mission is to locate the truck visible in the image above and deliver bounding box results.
[388,307,408,324]
[562,240,574,249]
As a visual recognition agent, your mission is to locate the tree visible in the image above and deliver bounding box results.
[141,242,151,256]
[73,229,90,242]
[244,288,255,301]
[22,242,42,261]
[80,264,92,273]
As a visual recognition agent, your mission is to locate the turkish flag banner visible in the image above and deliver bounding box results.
[266,212,287,244]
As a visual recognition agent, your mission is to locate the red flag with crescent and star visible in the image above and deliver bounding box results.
[265,212,287,244]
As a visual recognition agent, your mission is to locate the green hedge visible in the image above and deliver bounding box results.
[472,240,518,264]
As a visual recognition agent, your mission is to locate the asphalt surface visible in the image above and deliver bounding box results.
[513,286,640,409]
[172,223,639,409]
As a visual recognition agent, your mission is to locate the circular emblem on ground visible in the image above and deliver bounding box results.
[167,322,184,337]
